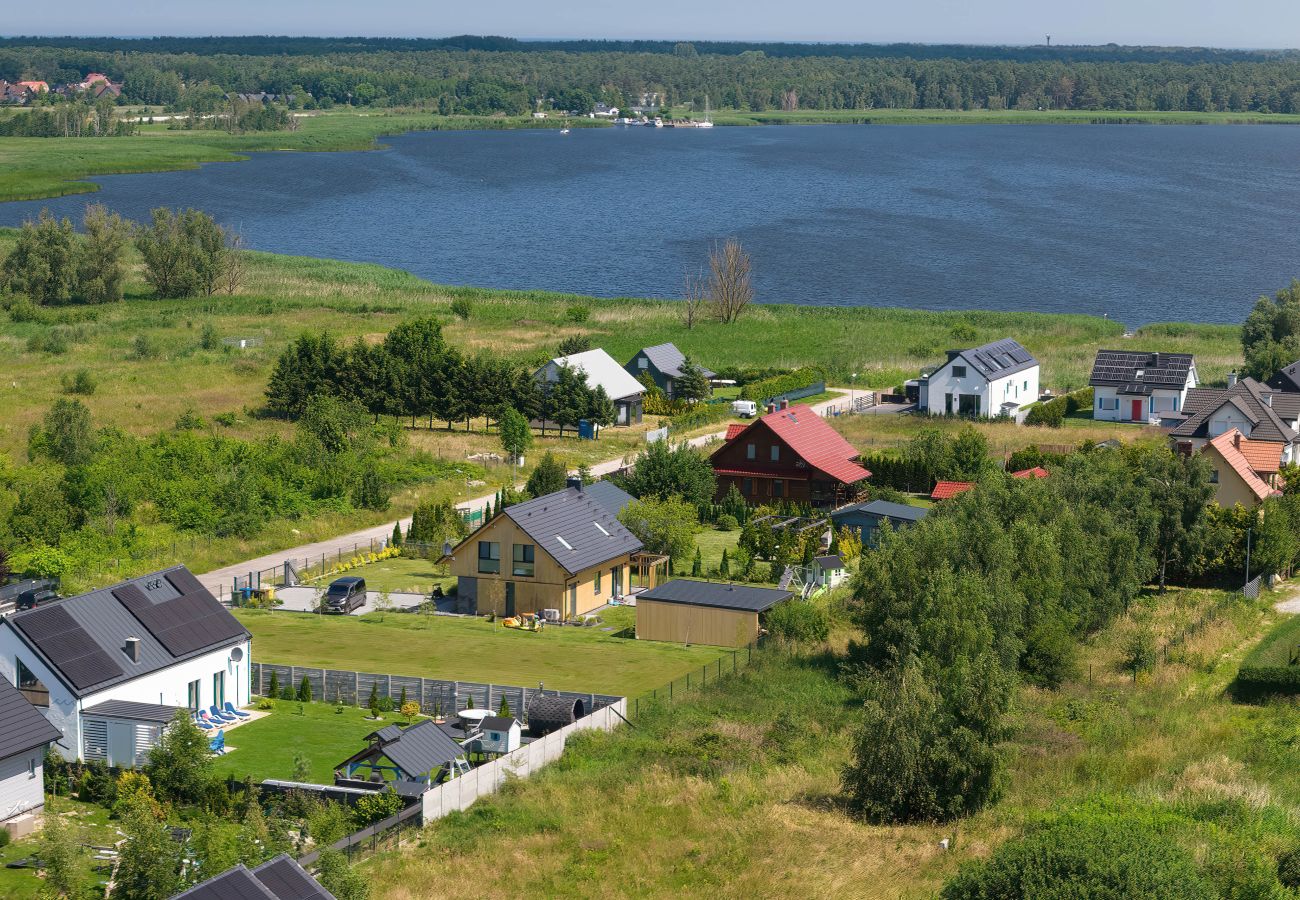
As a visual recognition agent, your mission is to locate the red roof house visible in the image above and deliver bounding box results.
[930,481,975,500]
[710,404,869,507]
[1011,466,1050,479]
[17,81,48,93]
[1203,429,1282,507]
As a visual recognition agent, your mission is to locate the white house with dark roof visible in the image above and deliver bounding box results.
[918,338,1039,418]
[1089,350,1198,423]
[625,342,715,399]
[536,348,646,426]
[1170,376,1300,463]
[0,566,250,766]
[0,678,62,834]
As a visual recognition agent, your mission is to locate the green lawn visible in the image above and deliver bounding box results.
[1240,611,1300,668]
[693,527,742,575]
[0,796,124,900]
[210,698,397,784]
[236,605,721,697]
[318,555,456,596]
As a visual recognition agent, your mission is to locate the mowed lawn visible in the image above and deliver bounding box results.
[337,556,456,595]
[211,699,396,784]
[235,607,726,697]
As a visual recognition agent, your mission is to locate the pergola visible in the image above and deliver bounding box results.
[631,552,670,591]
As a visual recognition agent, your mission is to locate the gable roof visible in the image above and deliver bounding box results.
[502,485,643,575]
[931,481,975,500]
[582,480,635,519]
[366,719,467,779]
[1172,378,1299,444]
[480,716,519,732]
[3,566,248,699]
[1207,429,1280,502]
[538,349,645,402]
[725,423,747,441]
[948,338,1038,381]
[172,853,334,900]
[1237,438,1284,474]
[832,499,929,523]
[717,405,870,486]
[813,555,845,569]
[0,677,62,760]
[1089,350,1196,389]
[1012,467,1051,479]
[631,343,715,380]
[637,579,792,612]
[1268,359,1300,393]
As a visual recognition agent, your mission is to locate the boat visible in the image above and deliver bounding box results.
[559,119,570,135]
[653,117,664,127]
[697,94,714,128]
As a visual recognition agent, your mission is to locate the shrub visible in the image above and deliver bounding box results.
[27,329,69,354]
[565,303,590,323]
[1025,399,1065,427]
[352,789,402,827]
[1278,845,1300,890]
[450,297,472,320]
[765,602,830,644]
[61,368,97,395]
[130,333,160,360]
[739,366,827,403]
[716,514,739,532]
[0,828,8,849]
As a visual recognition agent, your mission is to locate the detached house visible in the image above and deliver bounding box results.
[918,338,1040,418]
[711,402,870,507]
[1170,376,1300,464]
[447,480,666,619]
[1089,350,1197,423]
[1201,429,1284,508]
[0,567,251,767]
[535,348,645,426]
[1267,359,1300,393]
[625,342,715,399]
[0,678,61,836]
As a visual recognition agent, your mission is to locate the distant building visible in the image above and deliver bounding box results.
[1267,358,1300,393]
[593,102,619,117]
[535,348,645,426]
[930,481,975,501]
[918,338,1040,419]
[17,81,48,93]
[1089,350,1197,424]
[625,342,715,399]
[1170,376,1300,464]
[830,499,928,545]
[1200,428,1283,508]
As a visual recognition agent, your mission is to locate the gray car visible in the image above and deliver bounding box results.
[324,576,366,614]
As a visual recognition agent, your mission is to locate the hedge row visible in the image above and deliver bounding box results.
[739,366,827,403]
[1232,665,1300,700]
[1026,387,1095,428]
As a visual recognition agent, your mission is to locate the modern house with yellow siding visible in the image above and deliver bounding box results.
[447,480,664,619]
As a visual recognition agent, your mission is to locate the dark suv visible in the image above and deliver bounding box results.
[324,577,367,614]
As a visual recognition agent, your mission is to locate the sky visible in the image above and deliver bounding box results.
[5,0,1300,49]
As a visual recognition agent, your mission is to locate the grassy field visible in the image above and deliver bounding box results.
[692,527,742,575]
[0,796,119,899]
[235,606,725,697]
[322,556,455,596]
[353,584,1294,899]
[1239,610,1300,668]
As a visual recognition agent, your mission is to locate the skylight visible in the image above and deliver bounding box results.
[594,522,610,536]
[556,535,574,550]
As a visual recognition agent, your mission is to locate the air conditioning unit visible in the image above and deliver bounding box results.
[541,608,561,623]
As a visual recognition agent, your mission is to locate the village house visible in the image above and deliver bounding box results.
[1170,375,1300,463]
[175,854,336,899]
[535,348,646,426]
[1267,358,1300,393]
[918,338,1040,419]
[446,479,666,619]
[711,402,870,507]
[0,566,251,767]
[830,498,929,545]
[1199,429,1283,507]
[1089,350,1198,423]
[16,80,48,94]
[0,678,62,837]
[625,342,715,399]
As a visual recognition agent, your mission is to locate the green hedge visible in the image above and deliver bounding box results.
[1232,665,1300,700]
[739,366,827,402]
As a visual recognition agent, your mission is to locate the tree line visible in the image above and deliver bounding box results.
[265,317,617,434]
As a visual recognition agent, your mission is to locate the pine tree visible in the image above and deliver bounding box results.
[498,695,512,718]
[391,521,402,548]
[298,676,312,703]
[399,686,407,708]
[720,548,730,577]
[267,670,280,700]
[692,547,703,576]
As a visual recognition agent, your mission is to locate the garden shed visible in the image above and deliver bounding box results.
[635,580,793,648]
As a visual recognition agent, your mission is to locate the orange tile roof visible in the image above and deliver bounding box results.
[1012,466,1050,479]
[1237,438,1283,473]
[930,481,975,500]
[715,404,870,486]
[1207,429,1278,502]
[725,423,747,441]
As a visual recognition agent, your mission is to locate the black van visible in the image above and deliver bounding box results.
[324,577,367,614]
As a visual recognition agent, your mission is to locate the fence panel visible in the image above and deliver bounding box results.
[1244,576,1263,599]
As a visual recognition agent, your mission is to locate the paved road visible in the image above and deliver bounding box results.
[199,390,860,598]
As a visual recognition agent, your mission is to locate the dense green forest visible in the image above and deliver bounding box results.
[8,37,1300,114]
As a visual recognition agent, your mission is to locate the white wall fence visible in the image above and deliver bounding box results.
[421,699,626,822]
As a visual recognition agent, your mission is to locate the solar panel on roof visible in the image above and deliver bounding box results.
[13,603,123,691]
[164,568,206,596]
[112,585,245,659]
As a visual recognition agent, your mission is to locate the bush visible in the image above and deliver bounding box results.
[352,789,402,827]
[716,514,739,532]
[739,366,827,403]
[0,828,10,849]
[1232,665,1300,700]
[1025,398,1065,427]
[61,368,96,395]
[765,602,830,644]
[130,333,160,360]
[1278,845,1300,890]
[27,329,69,354]
[565,303,590,323]
[450,297,472,320]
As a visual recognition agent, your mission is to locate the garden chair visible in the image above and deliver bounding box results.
[209,704,238,723]
[192,712,215,731]
[208,730,225,754]
[223,701,251,719]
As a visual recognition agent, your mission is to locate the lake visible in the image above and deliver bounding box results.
[4,124,1300,326]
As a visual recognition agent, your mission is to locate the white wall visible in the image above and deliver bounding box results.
[923,359,1039,418]
[0,751,44,823]
[0,627,78,759]
[1208,406,1257,438]
[1094,386,1190,422]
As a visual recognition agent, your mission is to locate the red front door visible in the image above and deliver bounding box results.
[1131,399,1144,421]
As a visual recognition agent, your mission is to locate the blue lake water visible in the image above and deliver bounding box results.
[5,124,1300,325]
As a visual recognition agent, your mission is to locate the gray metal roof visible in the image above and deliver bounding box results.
[171,854,334,900]
[1089,350,1195,388]
[1172,378,1299,444]
[947,338,1037,381]
[0,677,61,760]
[504,486,643,576]
[83,699,181,724]
[583,480,635,519]
[4,566,249,699]
[371,720,468,778]
[480,716,518,732]
[631,342,715,380]
[637,579,792,613]
[813,555,845,569]
[832,499,930,523]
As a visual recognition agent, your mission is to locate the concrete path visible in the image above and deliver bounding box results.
[199,389,855,598]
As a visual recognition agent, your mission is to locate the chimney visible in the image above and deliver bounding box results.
[766,403,776,415]
[1234,432,1242,449]
[779,398,789,411]
[124,637,141,663]
[1228,371,1239,387]
[566,476,583,492]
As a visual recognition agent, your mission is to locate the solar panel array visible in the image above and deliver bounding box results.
[1090,351,1193,387]
[964,339,1037,379]
[13,603,122,691]
[112,579,246,659]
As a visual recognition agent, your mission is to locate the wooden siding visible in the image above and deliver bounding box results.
[449,514,633,617]
[636,599,758,648]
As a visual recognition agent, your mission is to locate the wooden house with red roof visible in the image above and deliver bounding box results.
[710,403,869,507]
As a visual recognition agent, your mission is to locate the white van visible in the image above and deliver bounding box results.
[731,400,758,418]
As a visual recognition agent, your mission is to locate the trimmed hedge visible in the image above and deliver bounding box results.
[1233,665,1300,700]
[739,366,827,403]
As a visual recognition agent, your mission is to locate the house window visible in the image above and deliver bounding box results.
[187,679,201,711]
[213,671,225,707]
[16,658,48,708]
[952,365,967,378]
[773,479,785,498]
[512,543,535,577]
[638,357,648,368]
[478,541,501,574]
[746,443,756,460]
[1210,469,1220,484]
[595,569,602,593]
[1024,380,1029,391]
[771,445,781,461]
[742,478,753,495]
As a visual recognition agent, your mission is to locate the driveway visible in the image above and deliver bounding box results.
[269,586,429,616]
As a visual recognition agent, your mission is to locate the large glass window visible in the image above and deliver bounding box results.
[188,679,201,711]
[773,479,785,498]
[478,541,501,574]
[512,543,535,577]
[16,658,48,708]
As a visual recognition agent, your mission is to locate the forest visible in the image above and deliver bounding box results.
[8,38,1300,114]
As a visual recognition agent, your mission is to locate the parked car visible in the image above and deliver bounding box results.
[324,577,367,614]
[732,400,758,418]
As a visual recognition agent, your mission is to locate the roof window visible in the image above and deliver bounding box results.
[556,535,574,551]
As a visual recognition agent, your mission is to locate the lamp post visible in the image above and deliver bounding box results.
[851,372,858,412]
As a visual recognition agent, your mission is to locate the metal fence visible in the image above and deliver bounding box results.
[628,639,763,717]
[297,800,423,868]
[1244,575,1263,600]
[251,662,621,719]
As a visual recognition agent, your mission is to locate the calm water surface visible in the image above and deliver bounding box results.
[5,124,1300,325]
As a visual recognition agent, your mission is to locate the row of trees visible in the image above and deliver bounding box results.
[0,96,131,136]
[0,205,242,306]
[265,317,616,434]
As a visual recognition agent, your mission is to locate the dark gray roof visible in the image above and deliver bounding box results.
[832,499,930,523]
[1172,378,1299,444]
[4,566,249,698]
[171,854,334,900]
[1089,350,1195,389]
[83,700,181,724]
[950,338,1037,380]
[813,555,845,569]
[583,480,635,519]
[504,486,643,576]
[637,579,792,613]
[1268,359,1300,393]
[631,342,715,380]
[373,720,467,778]
[480,716,518,732]
[0,677,61,760]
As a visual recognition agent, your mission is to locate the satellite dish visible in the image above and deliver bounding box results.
[230,647,244,663]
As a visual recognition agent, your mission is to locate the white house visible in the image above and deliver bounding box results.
[0,566,251,767]
[918,338,1040,419]
[810,555,849,590]
[535,348,646,426]
[1089,350,1197,423]
[472,716,522,755]
[0,678,61,836]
